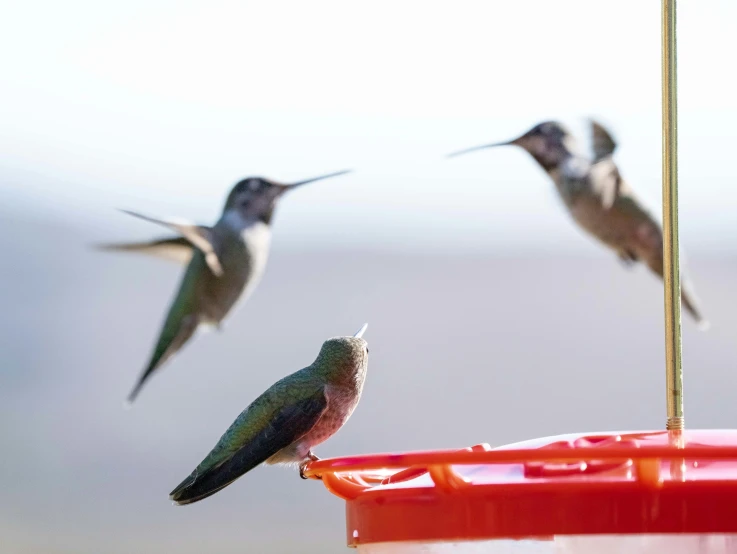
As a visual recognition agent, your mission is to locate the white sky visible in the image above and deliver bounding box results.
[1,0,735,253]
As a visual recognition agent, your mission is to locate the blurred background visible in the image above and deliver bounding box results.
[1,1,736,552]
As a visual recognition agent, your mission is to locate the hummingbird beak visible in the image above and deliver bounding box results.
[275,170,353,195]
[353,323,368,338]
[446,140,515,158]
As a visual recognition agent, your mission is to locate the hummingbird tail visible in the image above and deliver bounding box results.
[644,245,709,331]
[680,276,709,331]
[169,448,266,506]
[695,319,711,332]
[170,472,239,506]
[125,369,154,404]
[126,380,145,405]
[681,290,710,331]
[127,314,199,406]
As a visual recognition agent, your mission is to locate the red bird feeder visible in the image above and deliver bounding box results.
[306,431,737,551]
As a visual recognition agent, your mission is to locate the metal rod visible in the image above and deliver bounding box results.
[661,0,684,431]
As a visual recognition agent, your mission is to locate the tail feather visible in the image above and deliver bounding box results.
[126,376,148,405]
[126,358,162,405]
[681,279,709,331]
[679,254,709,330]
[125,315,199,405]
[640,243,709,331]
[170,473,239,506]
[170,447,267,505]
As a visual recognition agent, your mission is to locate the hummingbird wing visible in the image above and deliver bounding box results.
[588,119,624,210]
[94,235,197,265]
[589,119,618,162]
[170,388,328,505]
[119,209,223,277]
[598,163,624,211]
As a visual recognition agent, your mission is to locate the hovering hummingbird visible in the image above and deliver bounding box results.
[448,120,708,328]
[99,170,353,404]
[169,323,370,506]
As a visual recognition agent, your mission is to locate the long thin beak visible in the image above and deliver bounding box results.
[288,169,353,190]
[353,322,368,338]
[446,140,515,159]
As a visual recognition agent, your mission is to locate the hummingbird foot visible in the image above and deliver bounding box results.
[299,452,322,480]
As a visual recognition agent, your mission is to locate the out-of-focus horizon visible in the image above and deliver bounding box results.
[1,0,736,253]
[1,1,736,553]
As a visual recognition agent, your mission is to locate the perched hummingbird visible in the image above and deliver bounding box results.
[448,120,708,328]
[169,323,370,506]
[98,170,353,404]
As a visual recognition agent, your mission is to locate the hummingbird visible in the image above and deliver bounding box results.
[169,323,370,506]
[448,120,708,328]
[98,170,353,404]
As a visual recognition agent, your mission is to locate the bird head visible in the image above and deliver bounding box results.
[313,323,369,381]
[448,121,574,171]
[223,170,352,225]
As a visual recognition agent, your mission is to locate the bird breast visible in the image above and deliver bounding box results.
[565,191,639,252]
[197,222,271,322]
[236,221,271,286]
[300,384,362,451]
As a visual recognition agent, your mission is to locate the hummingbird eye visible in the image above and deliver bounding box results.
[237,194,251,208]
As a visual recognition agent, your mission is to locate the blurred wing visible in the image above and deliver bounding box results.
[590,119,617,162]
[170,390,328,505]
[598,163,623,210]
[118,209,223,276]
[95,236,195,264]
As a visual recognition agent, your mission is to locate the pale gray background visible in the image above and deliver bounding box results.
[1,1,736,552]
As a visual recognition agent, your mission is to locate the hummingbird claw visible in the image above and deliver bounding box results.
[299,461,321,480]
[299,452,322,479]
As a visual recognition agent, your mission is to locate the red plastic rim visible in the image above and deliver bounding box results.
[303,430,737,546]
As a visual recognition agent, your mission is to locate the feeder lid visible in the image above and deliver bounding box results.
[305,429,737,546]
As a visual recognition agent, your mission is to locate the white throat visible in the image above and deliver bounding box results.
[221,209,263,233]
[220,210,272,263]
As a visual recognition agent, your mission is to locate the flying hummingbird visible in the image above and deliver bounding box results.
[448,120,708,328]
[169,323,369,506]
[98,170,353,404]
